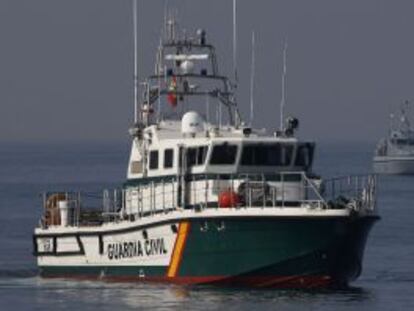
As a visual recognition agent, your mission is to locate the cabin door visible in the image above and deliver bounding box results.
[177,146,191,208]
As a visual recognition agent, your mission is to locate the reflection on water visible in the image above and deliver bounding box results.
[0,277,376,311]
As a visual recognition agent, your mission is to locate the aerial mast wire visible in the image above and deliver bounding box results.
[280,41,288,131]
[132,0,139,124]
[249,31,256,127]
[163,0,168,40]
[157,39,162,124]
[233,0,238,87]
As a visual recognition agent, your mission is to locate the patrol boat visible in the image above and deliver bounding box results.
[33,11,379,288]
[373,100,414,174]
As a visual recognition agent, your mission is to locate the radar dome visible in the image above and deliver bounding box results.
[181,111,205,135]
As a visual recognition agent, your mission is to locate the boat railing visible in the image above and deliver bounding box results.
[38,173,377,228]
[39,191,109,228]
[321,174,377,212]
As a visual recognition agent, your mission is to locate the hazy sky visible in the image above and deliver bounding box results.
[1,0,413,143]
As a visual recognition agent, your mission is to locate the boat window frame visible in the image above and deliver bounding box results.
[164,148,174,169]
[209,143,238,165]
[392,138,414,146]
[130,160,143,174]
[294,142,315,169]
[180,145,209,168]
[240,142,294,167]
[197,146,208,165]
[149,150,159,170]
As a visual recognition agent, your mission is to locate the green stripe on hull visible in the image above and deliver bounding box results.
[178,216,377,284]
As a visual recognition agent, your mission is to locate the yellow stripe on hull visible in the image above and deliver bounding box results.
[167,221,190,278]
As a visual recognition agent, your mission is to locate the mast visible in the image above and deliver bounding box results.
[232,0,238,86]
[133,0,139,124]
[401,100,412,132]
[280,42,287,131]
[389,112,394,136]
[249,31,256,127]
[163,0,168,40]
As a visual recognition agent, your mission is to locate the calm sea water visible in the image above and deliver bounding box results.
[0,141,413,310]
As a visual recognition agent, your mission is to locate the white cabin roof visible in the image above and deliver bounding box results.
[144,120,300,145]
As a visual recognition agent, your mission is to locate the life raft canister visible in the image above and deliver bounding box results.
[218,190,240,208]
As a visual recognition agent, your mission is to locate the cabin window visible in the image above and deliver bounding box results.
[282,145,294,166]
[241,143,293,166]
[131,161,143,174]
[392,138,414,146]
[149,150,159,170]
[187,148,197,166]
[210,144,238,165]
[178,146,209,168]
[197,146,208,164]
[164,149,174,168]
[294,143,315,168]
[186,146,208,167]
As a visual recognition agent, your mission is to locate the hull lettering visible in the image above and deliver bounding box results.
[107,238,167,260]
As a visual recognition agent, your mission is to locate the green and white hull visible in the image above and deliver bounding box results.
[34,208,378,288]
[33,11,379,289]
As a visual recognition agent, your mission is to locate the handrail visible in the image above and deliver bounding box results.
[38,173,377,228]
[300,172,327,208]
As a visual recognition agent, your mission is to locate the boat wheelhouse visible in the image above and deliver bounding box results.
[33,9,379,288]
[374,100,414,174]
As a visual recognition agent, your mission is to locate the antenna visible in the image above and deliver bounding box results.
[280,41,288,131]
[157,40,162,124]
[249,31,256,127]
[205,94,210,124]
[389,110,396,135]
[402,100,412,131]
[233,0,238,86]
[132,0,139,124]
[163,0,169,40]
[165,8,178,42]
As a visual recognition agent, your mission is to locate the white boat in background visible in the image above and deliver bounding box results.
[373,101,414,174]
